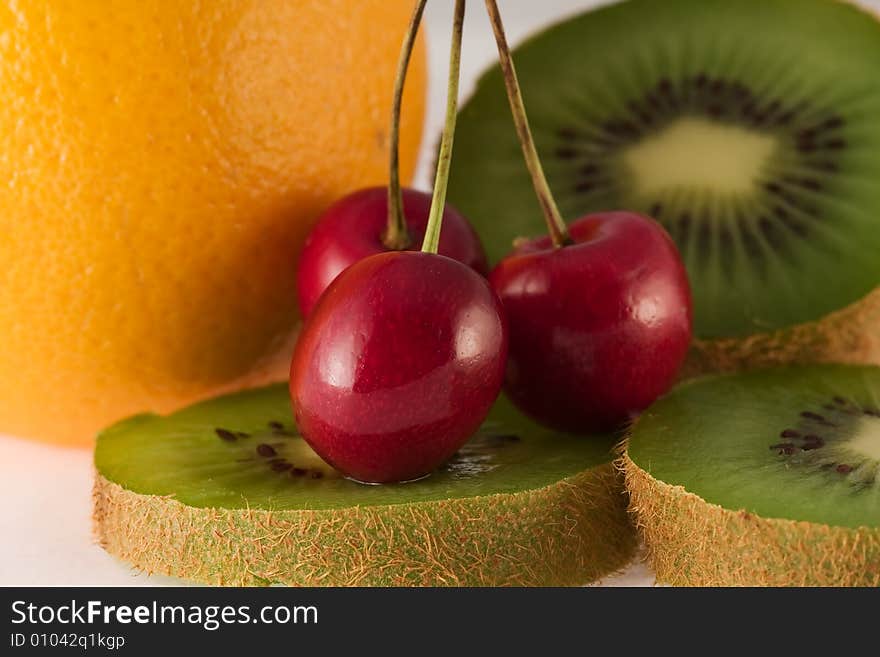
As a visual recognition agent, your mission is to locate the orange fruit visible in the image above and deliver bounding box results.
[0,0,426,446]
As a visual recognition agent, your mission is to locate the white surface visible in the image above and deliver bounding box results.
[3,0,879,587]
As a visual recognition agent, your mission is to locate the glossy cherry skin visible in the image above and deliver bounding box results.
[489,212,692,434]
[296,186,488,317]
[290,250,508,483]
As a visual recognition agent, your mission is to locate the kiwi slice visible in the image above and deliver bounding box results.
[623,364,880,586]
[93,385,635,586]
[448,0,880,373]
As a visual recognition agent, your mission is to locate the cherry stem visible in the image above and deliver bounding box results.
[484,0,571,248]
[383,0,427,251]
[422,0,466,255]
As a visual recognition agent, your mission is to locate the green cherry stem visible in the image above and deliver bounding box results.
[382,0,428,251]
[422,0,466,255]
[484,0,571,248]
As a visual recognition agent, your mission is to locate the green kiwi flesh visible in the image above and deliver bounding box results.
[624,364,880,586]
[94,385,636,586]
[448,0,880,341]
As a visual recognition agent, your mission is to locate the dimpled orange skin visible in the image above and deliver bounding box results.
[0,1,426,446]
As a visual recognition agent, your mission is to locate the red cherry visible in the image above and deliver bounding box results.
[290,250,508,483]
[296,186,488,317]
[489,212,692,434]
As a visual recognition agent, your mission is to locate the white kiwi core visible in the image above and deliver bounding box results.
[846,417,880,462]
[622,117,778,197]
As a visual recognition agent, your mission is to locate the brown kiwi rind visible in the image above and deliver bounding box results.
[94,464,635,586]
[620,450,880,586]
[684,286,880,377]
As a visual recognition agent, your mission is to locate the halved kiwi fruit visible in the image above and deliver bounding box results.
[448,0,880,374]
[623,364,880,586]
[93,385,636,586]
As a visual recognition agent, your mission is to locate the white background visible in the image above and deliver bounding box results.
[2,0,878,586]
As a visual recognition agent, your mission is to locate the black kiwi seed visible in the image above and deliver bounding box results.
[580,163,600,177]
[729,82,748,98]
[758,217,785,253]
[719,224,736,277]
[740,224,764,268]
[719,222,734,251]
[215,428,238,442]
[802,436,825,450]
[627,100,652,125]
[291,468,307,477]
[822,116,845,130]
[801,411,826,422]
[753,112,771,127]
[797,127,819,141]
[603,120,639,140]
[796,141,818,154]
[837,464,854,474]
[780,429,801,438]
[775,110,796,126]
[644,91,663,113]
[799,178,822,192]
[696,220,712,261]
[556,146,579,160]
[677,213,693,245]
[764,99,782,116]
[271,462,292,472]
[778,212,810,239]
[832,398,861,414]
[256,443,277,458]
[268,421,284,430]
[811,160,839,172]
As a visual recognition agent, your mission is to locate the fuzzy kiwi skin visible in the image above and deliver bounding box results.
[683,286,880,378]
[620,450,880,587]
[94,464,636,587]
